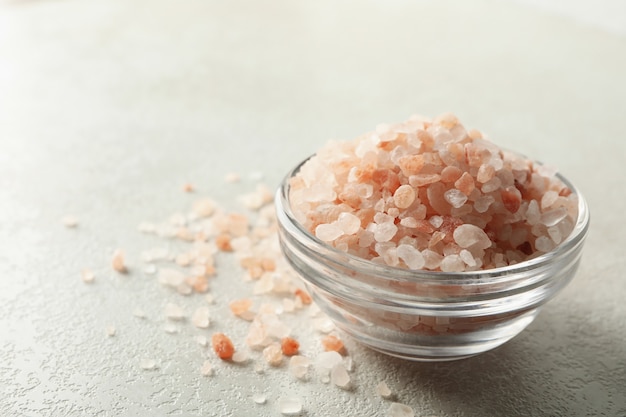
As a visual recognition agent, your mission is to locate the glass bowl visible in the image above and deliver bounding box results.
[275,157,590,361]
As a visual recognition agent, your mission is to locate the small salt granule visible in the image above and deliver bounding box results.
[111,249,127,273]
[376,381,393,399]
[164,303,185,320]
[330,363,350,389]
[200,360,213,376]
[387,402,415,417]
[106,325,116,337]
[279,397,303,416]
[289,355,311,380]
[62,215,79,228]
[81,269,95,284]
[191,307,210,328]
[262,342,283,366]
[252,393,267,405]
[232,350,249,364]
[140,359,157,370]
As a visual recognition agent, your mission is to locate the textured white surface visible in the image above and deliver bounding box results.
[1,0,626,416]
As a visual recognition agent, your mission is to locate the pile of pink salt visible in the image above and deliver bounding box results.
[288,113,578,272]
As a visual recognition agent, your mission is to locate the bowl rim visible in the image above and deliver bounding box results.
[276,154,590,285]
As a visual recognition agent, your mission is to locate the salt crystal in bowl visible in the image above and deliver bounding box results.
[275,156,589,361]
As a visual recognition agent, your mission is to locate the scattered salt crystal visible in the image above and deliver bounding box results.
[315,223,343,241]
[197,335,208,347]
[191,307,210,328]
[81,268,95,284]
[279,397,302,416]
[387,402,415,417]
[164,303,185,320]
[225,172,241,183]
[252,393,267,405]
[133,308,146,319]
[315,351,343,372]
[249,171,264,181]
[191,198,215,218]
[232,350,250,364]
[143,264,157,275]
[205,293,215,304]
[262,342,283,366]
[376,381,393,399]
[200,360,213,376]
[182,183,194,193]
[140,359,157,370]
[62,215,79,228]
[159,268,185,287]
[106,325,116,337]
[111,249,127,273]
[343,356,354,372]
[289,355,311,380]
[313,317,335,333]
[330,363,350,389]
[164,323,179,334]
[444,189,468,208]
[176,283,193,295]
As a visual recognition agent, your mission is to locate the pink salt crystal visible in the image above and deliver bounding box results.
[429,215,444,229]
[336,212,361,235]
[393,184,416,209]
[191,307,210,328]
[443,189,468,208]
[422,249,443,269]
[315,223,343,242]
[81,269,95,284]
[453,224,492,249]
[473,195,495,213]
[481,177,502,193]
[387,403,415,417]
[541,190,559,210]
[540,207,568,227]
[454,172,475,195]
[399,217,418,228]
[111,249,127,273]
[191,198,215,218]
[133,308,146,319]
[262,342,283,366]
[535,236,555,252]
[441,166,463,183]
[459,249,477,267]
[409,173,441,187]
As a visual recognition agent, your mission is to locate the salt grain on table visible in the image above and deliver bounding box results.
[387,402,415,417]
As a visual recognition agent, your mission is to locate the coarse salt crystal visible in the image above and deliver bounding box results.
[133,308,146,319]
[140,359,157,370]
[289,355,311,380]
[336,212,361,235]
[232,350,250,364]
[453,224,491,250]
[62,215,79,228]
[200,360,213,376]
[191,307,210,328]
[106,325,116,337]
[443,188,468,208]
[376,381,393,399]
[81,268,95,284]
[111,249,127,273]
[396,244,425,270]
[330,363,350,389]
[262,342,283,366]
[315,223,343,242]
[279,397,303,416]
[164,303,185,320]
[252,393,267,405]
[387,402,415,417]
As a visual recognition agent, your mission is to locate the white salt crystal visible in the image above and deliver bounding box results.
[159,268,185,287]
[474,195,495,213]
[176,283,193,296]
[62,215,79,228]
[396,244,425,269]
[289,355,311,380]
[200,360,213,376]
[535,236,555,252]
[163,323,179,334]
[232,350,249,364]
[252,393,267,405]
[225,172,241,183]
[81,269,95,284]
[481,176,502,193]
[422,249,443,270]
[440,254,465,272]
[313,317,335,333]
[191,307,210,328]
[444,189,468,208]
[429,215,444,229]
[376,381,393,398]
[133,308,146,319]
[330,363,351,389]
[315,351,343,371]
[315,223,343,241]
[164,303,185,320]
[279,397,303,416]
[343,356,353,372]
[106,325,116,337]
[453,224,492,249]
[548,225,562,244]
[144,264,157,275]
[387,402,415,417]
[400,217,418,228]
[459,249,476,267]
[374,222,398,243]
[253,273,274,295]
[140,359,157,370]
[196,335,208,347]
[336,212,361,235]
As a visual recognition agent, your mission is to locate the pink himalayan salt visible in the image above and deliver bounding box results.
[288,113,578,271]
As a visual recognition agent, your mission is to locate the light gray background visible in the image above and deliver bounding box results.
[1,0,625,416]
